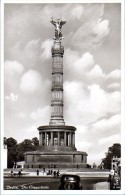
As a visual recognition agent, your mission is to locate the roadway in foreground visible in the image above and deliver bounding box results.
[4,177,109,190]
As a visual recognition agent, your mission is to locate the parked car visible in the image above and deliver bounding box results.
[58,174,82,190]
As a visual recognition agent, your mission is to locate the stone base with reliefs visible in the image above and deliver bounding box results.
[24,152,87,168]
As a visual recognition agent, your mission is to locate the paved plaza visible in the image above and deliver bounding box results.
[4,168,110,190]
[4,176,109,190]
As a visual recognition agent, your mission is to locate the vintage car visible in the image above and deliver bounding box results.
[58,174,82,190]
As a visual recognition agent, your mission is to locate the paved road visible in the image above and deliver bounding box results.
[4,177,108,190]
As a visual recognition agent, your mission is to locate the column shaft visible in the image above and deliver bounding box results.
[58,132,60,146]
[41,133,43,146]
[45,132,47,146]
[69,133,71,146]
[73,133,75,146]
[64,132,66,146]
[51,132,53,146]
[39,133,42,146]
[49,41,65,126]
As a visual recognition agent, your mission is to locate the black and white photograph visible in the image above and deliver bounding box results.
[1,0,124,193]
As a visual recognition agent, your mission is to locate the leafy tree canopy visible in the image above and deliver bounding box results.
[6,137,17,148]
[101,143,121,169]
[4,136,39,168]
[32,137,39,147]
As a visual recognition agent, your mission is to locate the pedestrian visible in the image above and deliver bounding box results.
[50,170,53,175]
[57,170,59,177]
[53,171,56,178]
[57,170,60,177]
[18,170,21,178]
[11,170,14,177]
[37,169,39,176]
[48,169,51,175]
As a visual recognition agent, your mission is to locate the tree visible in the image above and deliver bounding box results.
[32,137,39,148]
[5,137,39,168]
[19,139,35,151]
[101,143,121,169]
[17,138,39,162]
[6,137,17,148]
[6,137,18,168]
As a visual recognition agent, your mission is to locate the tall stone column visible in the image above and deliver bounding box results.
[49,41,65,125]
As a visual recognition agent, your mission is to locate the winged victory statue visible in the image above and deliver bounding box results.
[51,17,66,40]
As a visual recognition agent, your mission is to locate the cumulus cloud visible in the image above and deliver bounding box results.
[91,114,120,133]
[64,49,120,93]
[64,50,102,82]
[76,125,88,135]
[87,85,120,115]
[64,48,79,76]
[64,83,120,125]
[5,60,24,77]
[99,134,120,145]
[5,93,18,102]
[71,5,84,19]
[8,39,42,69]
[24,39,41,66]
[87,64,106,80]
[107,83,121,90]
[40,39,53,60]
[30,106,50,125]
[69,4,110,49]
[107,69,121,80]
[20,69,42,93]
[92,19,110,37]
[76,141,93,151]
[64,50,97,82]
[74,52,94,72]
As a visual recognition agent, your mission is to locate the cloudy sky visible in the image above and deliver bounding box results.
[4,3,121,165]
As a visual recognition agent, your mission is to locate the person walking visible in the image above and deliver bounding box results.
[57,170,60,177]
[37,169,39,176]
[53,171,56,178]
[50,170,53,175]
[18,170,21,178]
[11,170,14,177]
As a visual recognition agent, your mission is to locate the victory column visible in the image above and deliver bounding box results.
[24,18,87,168]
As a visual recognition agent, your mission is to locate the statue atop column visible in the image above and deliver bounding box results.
[51,17,66,40]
